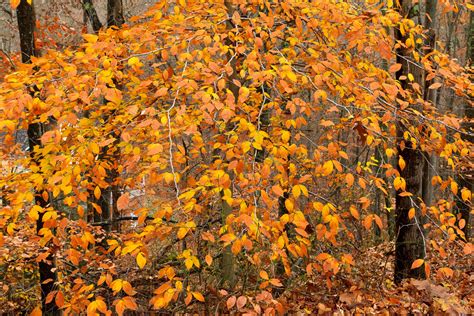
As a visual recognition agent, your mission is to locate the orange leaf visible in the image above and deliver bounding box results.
[185,293,192,306]
[192,292,205,302]
[205,254,213,266]
[94,186,101,199]
[271,185,284,197]
[236,296,247,309]
[389,63,402,73]
[10,0,21,9]
[345,173,354,187]
[408,208,415,220]
[411,259,424,269]
[270,278,283,287]
[374,215,383,229]
[226,296,236,310]
[30,307,42,316]
[428,82,442,90]
[349,206,360,220]
[117,193,130,211]
[55,291,64,308]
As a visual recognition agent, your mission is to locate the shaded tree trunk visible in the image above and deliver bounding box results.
[218,0,240,288]
[82,0,103,33]
[421,0,438,208]
[107,0,124,28]
[84,0,124,231]
[394,0,426,284]
[17,0,59,314]
[456,11,474,240]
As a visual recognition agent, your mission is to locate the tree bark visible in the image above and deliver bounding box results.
[82,0,103,33]
[218,0,240,288]
[394,0,426,284]
[17,0,59,314]
[421,0,438,208]
[107,0,124,28]
[456,11,474,240]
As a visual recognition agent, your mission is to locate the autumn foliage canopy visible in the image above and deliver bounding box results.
[0,0,472,314]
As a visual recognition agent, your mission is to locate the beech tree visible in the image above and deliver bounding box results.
[15,0,59,314]
[0,0,472,314]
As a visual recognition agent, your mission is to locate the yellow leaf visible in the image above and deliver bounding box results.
[111,279,123,293]
[184,258,193,270]
[408,73,414,81]
[192,292,205,302]
[90,142,99,154]
[177,227,188,239]
[83,34,98,44]
[29,205,42,221]
[277,236,285,249]
[385,148,395,158]
[366,135,374,146]
[411,259,424,269]
[163,172,174,184]
[398,156,406,171]
[450,181,458,195]
[252,142,262,150]
[286,71,297,82]
[191,256,200,269]
[128,57,140,66]
[322,160,334,175]
[137,252,146,269]
[394,177,406,191]
[284,199,294,211]
[298,184,308,197]
[292,185,301,198]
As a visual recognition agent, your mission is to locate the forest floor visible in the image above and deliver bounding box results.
[283,242,473,314]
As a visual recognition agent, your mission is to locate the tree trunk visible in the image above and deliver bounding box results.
[456,11,474,240]
[107,0,124,28]
[85,0,124,230]
[421,0,438,208]
[394,0,426,284]
[82,0,103,33]
[218,0,240,288]
[17,0,59,314]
